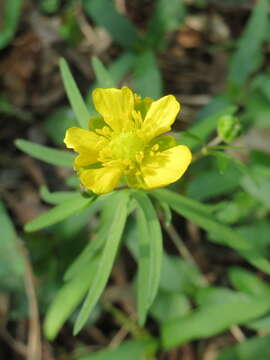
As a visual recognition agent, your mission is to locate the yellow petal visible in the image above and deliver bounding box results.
[64,127,106,168]
[92,87,134,133]
[140,145,191,189]
[79,166,122,194]
[142,95,180,140]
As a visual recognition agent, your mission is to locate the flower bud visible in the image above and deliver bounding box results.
[217,115,241,143]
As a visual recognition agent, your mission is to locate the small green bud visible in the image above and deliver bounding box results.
[217,115,241,143]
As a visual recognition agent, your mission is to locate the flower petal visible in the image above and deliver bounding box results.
[64,127,106,168]
[140,145,192,189]
[142,95,180,140]
[79,166,122,194]
[92,87,135,133]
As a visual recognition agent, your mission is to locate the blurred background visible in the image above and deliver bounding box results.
[1,0,270,359]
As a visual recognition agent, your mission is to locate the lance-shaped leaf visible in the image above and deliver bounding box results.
[133,192,163,325]
[60,58,90,129]
[25,195,95,232]
[74,190,129,334]
[15,139,75,168]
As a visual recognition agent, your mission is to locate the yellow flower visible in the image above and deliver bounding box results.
[64,87,192,194]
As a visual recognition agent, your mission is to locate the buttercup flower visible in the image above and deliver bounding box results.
[64,87,192,194]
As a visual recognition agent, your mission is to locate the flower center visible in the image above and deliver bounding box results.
[110,132,145,161]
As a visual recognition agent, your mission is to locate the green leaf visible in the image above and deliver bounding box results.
[159,255,203,295]
[0,201,24,289]
[0,0,22,49]
[228,0,269,87]
[44,256,99,340]
[216,335,270,360]
[40,186,80,205]
[187,167,241,201]
[146,0,186,49]
[162,294,270,349]
[74,338,158,360]
[229,267,270,297]
[64,194,115,281]
[40,0,60,13]
[15,139,75,168]
[24,195,94,232]
[152,189,249,250]
[241,169,270,209]
[151,292,190,324]
[91,56,116,88]
[83,0,141,49]
[133,50,163,99]
[74,191,129,334]
[133,192,163,325]
[59,58,90,129]
[234,222,270,275]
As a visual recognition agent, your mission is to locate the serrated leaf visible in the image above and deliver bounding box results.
[59,58,90,129]
[152,189,249,250]
[44,256,99,340]
[133,192,163,325]
[74,191,129,334]
[25,195,94,232]
[15,139,75,168]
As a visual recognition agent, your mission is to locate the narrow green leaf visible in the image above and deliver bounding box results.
[64,194,116,281]
[24,195,94,232]
[162,294,270,349]
[216,335,270,360]
[40,186,80,205]
[146,0,186,49]
[133,50,162,99]
[152,189,249,250]
[74,338,158,360]
[229,267,270,298]
[0,201,24,287]
[44,256,99,340]
[228,0,269,87]
[135,201,152,325]
[15,139,75,168]
[0,0,22,49]
[83,0,141,49]
[59,58,90,129]
[134,192,163,325]
[74,191,129,334]
[91,56,116,88]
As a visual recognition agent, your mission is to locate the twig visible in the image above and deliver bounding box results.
[192,136,223,163]
[108,326,128,349]
[18,239,42,360]
[0,328,27,357]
